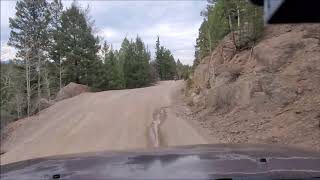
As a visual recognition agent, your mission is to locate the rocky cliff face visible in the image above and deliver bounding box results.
[188,24,320,150]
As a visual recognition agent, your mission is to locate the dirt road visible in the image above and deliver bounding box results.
[1,81,207,164]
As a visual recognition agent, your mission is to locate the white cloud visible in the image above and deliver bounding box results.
[1,1,16,42]
[0,1,15,27]
[76,1,206,65]
[98,27,119,39]
[1,41,16,61]
[1,0,207,65]
[96,20,202,65]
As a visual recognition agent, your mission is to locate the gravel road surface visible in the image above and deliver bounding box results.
[1,81,206,164]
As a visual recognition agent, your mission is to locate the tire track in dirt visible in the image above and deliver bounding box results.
[148,107,168,147]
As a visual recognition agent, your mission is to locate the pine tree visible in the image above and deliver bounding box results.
[119,37,130,72]
[134,36,150,86]
[48,0,64,91]
[122,36,151,88]
[176,59,183,79]
[155,36,162,79]
[8,0,51,115]
[154,36,177,80]
[58,2,100,86]
[104,44,125,90]
[175,59,191,80]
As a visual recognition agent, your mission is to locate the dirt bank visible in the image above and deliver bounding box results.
[187,24,320,151]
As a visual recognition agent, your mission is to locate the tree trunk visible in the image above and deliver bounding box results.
[75,59,79,83]
[26,51,31,116]
[237,2,242,46]
[207,23,212,53]
[207,47,216,89]
[44,66,51,98]
[15,94,21,119]
[37,50,41,112]
[59,57,62,90]
[228,13,238,50]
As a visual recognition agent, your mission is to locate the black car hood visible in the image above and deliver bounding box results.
[1,144,320,179]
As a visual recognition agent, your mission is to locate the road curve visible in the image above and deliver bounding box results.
[1,81,207,165]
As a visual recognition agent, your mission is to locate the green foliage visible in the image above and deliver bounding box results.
[123,37,151,88]
[194,0,263,66]
[58,3,100,87]
[155,36,177,80]
[8,0,51,51]
[176,59,191,80]
[99,37,154,90]
[1,62,25,128]
[148,61,159,83]
[48,0,63,89]
[8,0,52,117]
[49,0,63,59]
[103,43,125,90]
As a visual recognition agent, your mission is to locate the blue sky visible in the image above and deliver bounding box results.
[1,0,206,65]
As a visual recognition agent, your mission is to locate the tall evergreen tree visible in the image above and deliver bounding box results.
[154,36,176,80]
[122,36,151,88]
[176,59,183,79]
[58,2,100,87]
[8,0,51,115]
[119,37,130,70]
[48,0,64,91]
[176,59,191,80]
[103,44,125,90]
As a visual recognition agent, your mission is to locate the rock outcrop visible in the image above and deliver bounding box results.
[29,83,90,113]
[56,82,90,101]
[188,24,320,150]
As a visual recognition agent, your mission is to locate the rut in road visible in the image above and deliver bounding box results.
[149,107,168,147]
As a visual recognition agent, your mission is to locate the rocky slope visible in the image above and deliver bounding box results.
[187,24,320,150]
